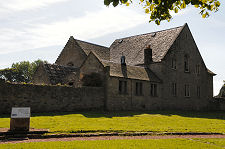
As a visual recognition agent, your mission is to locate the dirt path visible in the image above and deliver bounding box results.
[1,135,225,144]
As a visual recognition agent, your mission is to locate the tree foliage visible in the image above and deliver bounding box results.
[0,59,47,83]
[104,0,221,25]
[217,81,225,98]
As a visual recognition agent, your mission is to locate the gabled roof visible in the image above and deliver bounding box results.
[43,63,79,85]
[56,37,110,64]
[207,68,216,76]
[102,61,161,82]
[76,39,110,61]
[55,36,87,65]
[110,24,185,65]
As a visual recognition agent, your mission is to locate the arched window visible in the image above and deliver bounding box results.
[184,54,190,72]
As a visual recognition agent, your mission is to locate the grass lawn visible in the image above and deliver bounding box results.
[1,138,225,149]
[0,111,225,134]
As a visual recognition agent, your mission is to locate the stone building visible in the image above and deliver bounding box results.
[33,23,216,111]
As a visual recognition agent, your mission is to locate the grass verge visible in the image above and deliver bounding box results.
[0,111,225,134]
[1,138,225,149]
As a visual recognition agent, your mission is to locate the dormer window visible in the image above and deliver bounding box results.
[184,55,190,72]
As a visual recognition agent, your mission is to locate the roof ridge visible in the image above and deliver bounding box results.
[103,61,146,68]
[116,25,184,41]
[76,39,109,49]
[45,63,79,69]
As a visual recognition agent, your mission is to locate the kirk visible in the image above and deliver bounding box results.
[32,23,216,111]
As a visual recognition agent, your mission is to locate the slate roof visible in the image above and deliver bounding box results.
[76,39,110,61]
[110,24,184,66]
[43,63,79,85]
[102,61,161,82]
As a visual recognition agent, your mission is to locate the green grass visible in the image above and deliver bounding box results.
[193,138,225,148]
[0,111,225,134]
[1,139,225,149]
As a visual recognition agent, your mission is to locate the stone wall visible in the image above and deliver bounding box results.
[0,79,104,114]
[106,77,162,111]
[106,77,213,111]
[154,25,213,110]
[210,98,225,111]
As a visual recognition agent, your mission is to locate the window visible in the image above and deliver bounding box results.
[135,82,143,96]
[172,82,177,96]
[195,64,200,75]
[171,58,176,69]
[150,83,157,97]
[67,62,74,66]
[197,86,200,98]
[184,55,190,72]
[68,82,74,86]
[184,84,190,97]
[119,80,127,94]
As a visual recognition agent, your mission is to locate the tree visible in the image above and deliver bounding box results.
[104,0,221,25]
[0,59,47,83]
[216,81,225,98]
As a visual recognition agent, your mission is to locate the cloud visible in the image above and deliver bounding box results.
[0,0,70,12]
[170,7,190,17]
[31,7,147,44]
[0,6,147,54]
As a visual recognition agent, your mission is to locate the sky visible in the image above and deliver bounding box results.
[0,0,224,95]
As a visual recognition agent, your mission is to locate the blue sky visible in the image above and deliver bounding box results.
[0,0,224,95]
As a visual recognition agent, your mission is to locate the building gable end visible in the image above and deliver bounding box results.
[55,36,87,67]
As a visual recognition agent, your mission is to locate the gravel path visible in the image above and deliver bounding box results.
[1,135,225,144]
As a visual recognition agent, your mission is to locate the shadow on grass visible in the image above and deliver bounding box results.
[1,111,225,120]
[27,110,225,120]
[0,114,10,118]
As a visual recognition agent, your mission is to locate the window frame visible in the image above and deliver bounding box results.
[171,58,177,70]
[195,64,200,75]
[150,83,157,97]
[172,82,177,97]
[197,86,200,98]
[184,55,190,72]
[135,82,143,96]
[184,84,190,97]
[119,80,127,94]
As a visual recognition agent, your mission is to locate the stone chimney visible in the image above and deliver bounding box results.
[120,52,126,65]
[144,45,153,65]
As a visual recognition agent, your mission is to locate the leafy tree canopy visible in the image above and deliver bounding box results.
[0,59,47,83]
[104,0,221,25]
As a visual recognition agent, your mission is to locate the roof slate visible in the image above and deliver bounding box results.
[43,63,79,85]
[76,40,110,61]
[110,25,184,65]
[102,61,161,82]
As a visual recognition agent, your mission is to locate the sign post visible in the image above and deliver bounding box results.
[10,107,30,132]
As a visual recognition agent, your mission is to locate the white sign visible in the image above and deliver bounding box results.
[11,107,30,118]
